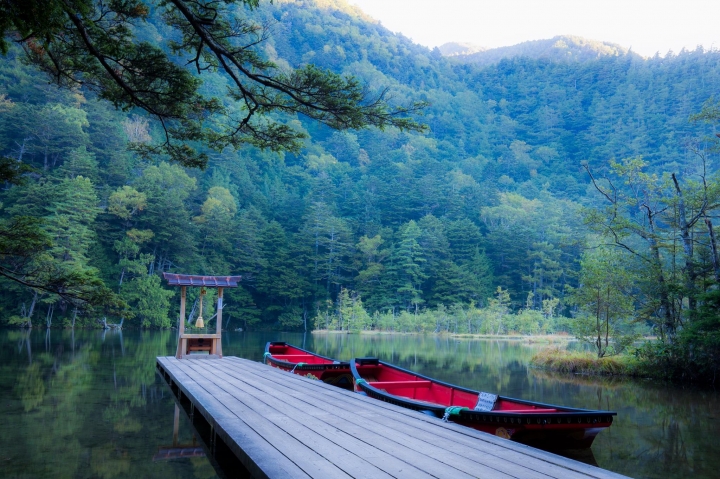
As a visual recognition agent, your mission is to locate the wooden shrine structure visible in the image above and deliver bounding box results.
[162,273,242,359]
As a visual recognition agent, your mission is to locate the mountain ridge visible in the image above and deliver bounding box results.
[439,35,640,65]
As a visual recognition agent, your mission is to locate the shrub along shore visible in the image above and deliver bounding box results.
[530,347,639,377]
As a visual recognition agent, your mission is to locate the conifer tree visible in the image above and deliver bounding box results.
[393,220,427,312]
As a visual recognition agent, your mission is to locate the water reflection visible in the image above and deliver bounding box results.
[0,329,216,479]
[1,329,719,479]
[153,405,205,462]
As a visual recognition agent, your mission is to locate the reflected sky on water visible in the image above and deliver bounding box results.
[1,329,717,479]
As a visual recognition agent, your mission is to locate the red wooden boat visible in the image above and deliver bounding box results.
[263,342,354,389]
[350,358,616,450]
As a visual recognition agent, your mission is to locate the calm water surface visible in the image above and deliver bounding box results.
[1,329,718,479]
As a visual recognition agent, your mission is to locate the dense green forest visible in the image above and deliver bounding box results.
[2,0,720,374]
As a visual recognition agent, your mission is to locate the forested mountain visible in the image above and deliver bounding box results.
[437,42,485,57]
[1,0,719,333]
[442,35,634,65]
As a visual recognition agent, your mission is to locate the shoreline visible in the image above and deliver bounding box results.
[310,330,576,342]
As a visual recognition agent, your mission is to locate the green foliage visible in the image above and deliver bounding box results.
[632,289,720,383]
[1,0,424,167]
[120,272,174,328]
[2,0,720,349]
[278,306,304,329]
[570,245,639,358]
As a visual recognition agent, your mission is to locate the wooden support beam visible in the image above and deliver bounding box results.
[177,286,187,359]
[173,403,180,446]
[216,287,223,357]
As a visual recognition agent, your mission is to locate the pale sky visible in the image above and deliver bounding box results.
[350,0,720,57]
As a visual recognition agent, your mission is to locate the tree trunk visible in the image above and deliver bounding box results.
[45,304,54,329]
[647,214,675,338]
[605,287,610,356]
[26,290,38,328]
[15,138,28,162]
[672,173,697,309]
[596,289,602,357]
[706,218,720,283]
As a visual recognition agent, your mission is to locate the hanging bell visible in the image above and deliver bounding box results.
[195,288,206,328]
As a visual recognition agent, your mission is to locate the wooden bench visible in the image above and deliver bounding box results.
[188,338,212,353]
[367,380,433,389]
[274,354,322,360]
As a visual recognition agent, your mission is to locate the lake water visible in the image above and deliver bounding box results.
[1,329,718,479]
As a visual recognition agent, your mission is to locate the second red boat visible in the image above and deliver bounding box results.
[263,341,355,389]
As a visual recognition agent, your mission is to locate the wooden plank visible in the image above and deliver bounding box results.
[167,359,356,479]
[158,357,629,479]
[183,359,482,479]
[213,359,557,479]
[223,357,628,479]
[212,360,527,479]
[176,364,400,478]
[215,361,536,479]
[247,359,626,479]
[162,358,359,479]
[157,358,311,479]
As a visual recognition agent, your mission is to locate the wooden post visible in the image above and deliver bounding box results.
[172,403,180,446]
[176,286,186,359]
[216,287,223,357]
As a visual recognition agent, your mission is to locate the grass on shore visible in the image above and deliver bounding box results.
[531,346,639,376]
[312,330,575,342]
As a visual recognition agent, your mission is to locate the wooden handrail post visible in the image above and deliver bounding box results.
[176,286,187,358]
[216,287,223,357]
[180,286,186,333]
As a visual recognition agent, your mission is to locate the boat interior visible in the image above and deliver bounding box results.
[267,343,339,365]
[360,362,560,413]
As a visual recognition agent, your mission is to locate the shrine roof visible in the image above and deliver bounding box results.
[162,273,242,288]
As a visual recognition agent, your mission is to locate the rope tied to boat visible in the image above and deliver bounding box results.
[263,352,271,359]
[442,406,469,422]
[290,363,305,373]
[355,378,367,386]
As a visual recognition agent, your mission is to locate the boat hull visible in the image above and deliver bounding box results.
[350,358,615,450]
[451,416,609,450]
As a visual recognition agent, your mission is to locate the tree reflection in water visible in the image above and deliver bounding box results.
[1,329,719,479]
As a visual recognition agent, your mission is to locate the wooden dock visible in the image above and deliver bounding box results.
[156,356,629,479]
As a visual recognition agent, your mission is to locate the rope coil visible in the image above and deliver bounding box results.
[442,406,469,422]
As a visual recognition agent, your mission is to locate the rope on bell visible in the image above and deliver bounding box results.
[195,288,207,328]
